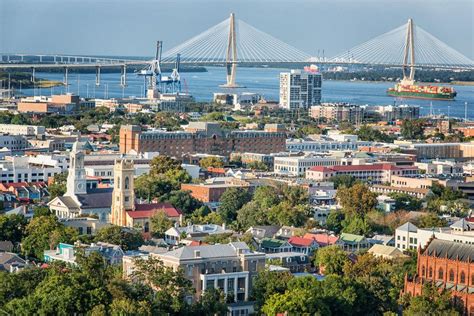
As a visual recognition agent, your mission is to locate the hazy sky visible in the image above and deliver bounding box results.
[1,0,473,59]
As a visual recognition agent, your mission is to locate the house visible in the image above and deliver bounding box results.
[339,233,370,252]
[288,236,319,255]
[368,244,408,260]
[368,234,395,247]
[61,217,111,235]
[245,225,280,241]
[0,252,29,272]
[303,233,340,247]
[164,223,233,246]
[259,238,292,253]
[0,182,49,201]
[275,226,302,239]
[123,242,266,315]
[266,252,311,273]
[0,240,14,252]
[44,242,124,265]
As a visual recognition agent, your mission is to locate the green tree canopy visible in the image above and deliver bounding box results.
[94,225,144,251]
[199,156,224,169]
[217,188,251,223]
[315,245,350,276]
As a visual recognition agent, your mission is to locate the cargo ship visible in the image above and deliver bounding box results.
[387,78,457,101]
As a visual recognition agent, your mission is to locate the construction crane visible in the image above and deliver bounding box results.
[137,41,162,97]
[161,53,182,93]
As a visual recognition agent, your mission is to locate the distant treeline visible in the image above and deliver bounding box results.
[322,69,474,83]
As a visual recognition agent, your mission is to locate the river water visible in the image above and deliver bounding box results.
[23,67,474,119]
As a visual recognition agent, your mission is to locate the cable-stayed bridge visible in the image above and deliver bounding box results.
[1,13,473,87]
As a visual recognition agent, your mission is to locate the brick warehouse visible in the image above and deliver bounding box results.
[403,238,474,315]
[119,123,287,157]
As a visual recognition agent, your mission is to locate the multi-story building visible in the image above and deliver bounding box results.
[306,163,419,183]
[274,153,369,177]
[0,135,28,152]
[403,238,474,314]
[17,94,80,114]
[0,155,66,183]
[286,138,372,153]
[0,124,45,136]
[390,175,436,189]
[44,242,124,265]
[279,68,322,110]
[363,104,420,121]
[119,122,286,156]
[400,142,474,160]
[395,219,474,251]
[123,242,265,315]
[370,184,430,199]
[309,103,364,123]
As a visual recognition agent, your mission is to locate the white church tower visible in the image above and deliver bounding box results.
[66,140,88,197]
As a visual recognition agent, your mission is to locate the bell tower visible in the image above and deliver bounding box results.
[66,140,87,197]
[111,159,135,226]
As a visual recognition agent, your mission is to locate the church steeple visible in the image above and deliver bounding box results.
[111,159,135,226]
[66,140,87,196]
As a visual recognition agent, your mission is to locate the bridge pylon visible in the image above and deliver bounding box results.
[220,13,244,88]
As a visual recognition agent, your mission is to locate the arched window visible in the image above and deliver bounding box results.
[429,267,433,278]
[449,269,455,282]
[460,271,466,284]
[125,177,130,189]
[438,268,444,280]
[421,266,425,277]
[117,177,121,189]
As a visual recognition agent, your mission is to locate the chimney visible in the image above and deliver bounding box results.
[194,250,201,258]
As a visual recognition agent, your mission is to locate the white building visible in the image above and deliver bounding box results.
[0,124,46,136]
[0,155,66,183]
[286,138,372,153]
[279,68,322,110]
[0,135,28,151]
[274,154,367,177]
[394,219,474,251]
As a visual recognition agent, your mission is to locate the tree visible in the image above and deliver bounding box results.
[329,175,358,189]
[356,125,394,142]
[389,193,423,211]
[94,225,144,251]
[21,215,78,259]
[150,211,173,238]
[267,201,307,227]
[33,206,52,217]
[401,119,425,140]
[199,156,224,169]
[336,183,377,216]
[0,214,27,243]
[315,245,349,275]
[252,269,294,312]
[325,210,345,234]
[415,213,447,229]
[282,185,309,207]
[158,190,202,214]
[48,172,68,200]
[218,188,251,223]
[246,161,269,171]
[149,156,182,176]
[342,214,372,236]
[403,283,463,315]
[237,201,267,230]
[252,186,280,209]
[262,287,330,316]
[131,256,193,314]
[134,174,173,202]
[192,288,228,315]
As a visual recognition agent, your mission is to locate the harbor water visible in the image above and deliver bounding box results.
[22,67,474,119]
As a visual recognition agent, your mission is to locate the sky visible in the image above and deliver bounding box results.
[1,0,473,59]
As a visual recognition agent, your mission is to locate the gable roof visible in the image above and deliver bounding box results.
[368,244,407,258]
[77,188,113,209]
[260,238,290,249]
[127,202,182,219]
[304,233,339,246]
[397,222,418,233]
[288,236,317,247]
[423,239,474,263]
[340,233,366,244]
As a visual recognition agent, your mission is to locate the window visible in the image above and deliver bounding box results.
[438,268,444,280]
[86,227,92,235]
[449,269,455,282]
[421,266,425,277]
[460,271,466,284]
[429,267,433,278]
[125,177,130,189]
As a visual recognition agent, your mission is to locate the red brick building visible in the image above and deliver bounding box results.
[119,123,286,157]
[403,238,474,315]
